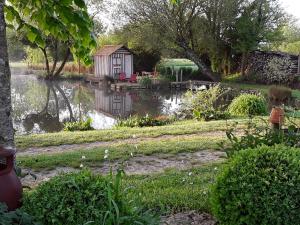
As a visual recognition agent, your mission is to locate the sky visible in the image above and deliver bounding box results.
[281,0,300,21]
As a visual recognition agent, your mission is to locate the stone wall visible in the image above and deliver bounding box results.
[244,51,299,85]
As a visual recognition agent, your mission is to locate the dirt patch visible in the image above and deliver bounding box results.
[21,150,225,187]
[18,131,227,156]
[161,212,216,225]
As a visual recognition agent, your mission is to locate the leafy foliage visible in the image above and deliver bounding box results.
[228,94,267,117]
[64,118,94,132]
[0,203,38,225]
[211,145,300,225]
[22,170,158,225]
[222,118,300,157]
[116,115,173,128]
[5,0,97,78]
[178,85,231,121]
[138,76,152,87]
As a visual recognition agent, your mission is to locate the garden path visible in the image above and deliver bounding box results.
[17,131,227,156]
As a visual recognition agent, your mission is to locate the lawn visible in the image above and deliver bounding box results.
[15,119,256,149]
[124,163,221,213]
[18,135,225,170]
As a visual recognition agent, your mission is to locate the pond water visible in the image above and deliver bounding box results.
[12,75,184,134]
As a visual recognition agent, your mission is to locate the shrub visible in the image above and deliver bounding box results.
[268,85,292,105]
[211,145,300,225]
[228,94,267,117]
[116,114,173,128]
[0,203,38,225]
[178,85,231,121]
[23,170,158,225]
[138,76,152,87]
[221,118,300,157]
[64,118,94,131]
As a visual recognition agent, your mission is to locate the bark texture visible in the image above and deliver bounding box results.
[0,1,14,148]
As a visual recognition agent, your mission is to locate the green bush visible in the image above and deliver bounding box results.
[64,118,94,131]
[23,170,158,225]
[211,145,300,225]
[138,76,152,87]
[178,85,231,121]
[222,118,300,157]
[0,203,38,225]
[116,115,173,128]
[228,94,267,117]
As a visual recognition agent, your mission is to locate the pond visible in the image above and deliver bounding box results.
[12,74,184,134]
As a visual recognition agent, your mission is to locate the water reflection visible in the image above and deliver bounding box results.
[12,75,183,134]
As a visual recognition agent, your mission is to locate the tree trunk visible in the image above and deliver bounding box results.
[177,40,218,81]
[0,1,14,148]
[54,48,71,77]
[241,52,248,76]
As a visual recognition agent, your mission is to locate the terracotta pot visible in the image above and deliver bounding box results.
[0,147,22,211]
[270,107,285,125]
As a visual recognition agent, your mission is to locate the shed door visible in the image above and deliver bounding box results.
[124,55,132,78]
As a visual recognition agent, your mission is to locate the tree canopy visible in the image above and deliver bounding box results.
[5,0,97,78]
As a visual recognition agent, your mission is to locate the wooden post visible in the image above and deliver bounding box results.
[298,54,300,74]
[180,69,183,82]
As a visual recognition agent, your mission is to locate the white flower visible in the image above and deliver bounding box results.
[130,152,134,157]
[203,191,207,195]
[190,182,194,185]
[80,164,84,168]
[214,167,218,171]
[105,149,109,154]
[135,145,138,149]
[81,156,86,159]
[132,135,137,138]
[188,172,193,176]
[104,155,108,159]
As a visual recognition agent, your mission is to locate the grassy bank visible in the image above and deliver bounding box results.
[223,82,300,99]
[16,119,250,149]
[18,136,225,170]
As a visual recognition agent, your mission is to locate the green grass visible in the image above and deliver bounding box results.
[16,119,249,149]
[223,82,300,99]
[124,163,221,213]
[17,136,226,171]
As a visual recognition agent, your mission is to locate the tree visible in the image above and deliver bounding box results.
[122,0,219,81]
[0,0,14,148]
[230,0,285,75]
[5,0,97,79]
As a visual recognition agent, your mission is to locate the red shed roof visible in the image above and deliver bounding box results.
[95,45,132,56]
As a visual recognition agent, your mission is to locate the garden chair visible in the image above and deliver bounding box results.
[119,73,127,82]
[129,74,137,83]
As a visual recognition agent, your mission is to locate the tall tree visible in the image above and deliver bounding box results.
[0,0,14,148]
[122,0,219,81]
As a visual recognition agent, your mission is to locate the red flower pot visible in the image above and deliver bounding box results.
[270,107,284,125]
[0,147,22,211]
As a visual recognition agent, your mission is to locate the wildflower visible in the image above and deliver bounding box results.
[80,164,84,168]
[130,152,134,157]
[104,155,108,159]
[105,149,109,154]
[135,145,138,149]
[132,134,137,138]
[82,156,86,159]
[214,167,218,171]
[188,172,193,176]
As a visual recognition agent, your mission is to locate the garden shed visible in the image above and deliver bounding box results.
[94,45,134,79]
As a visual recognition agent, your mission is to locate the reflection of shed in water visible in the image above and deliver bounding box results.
[94,89,132,118]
